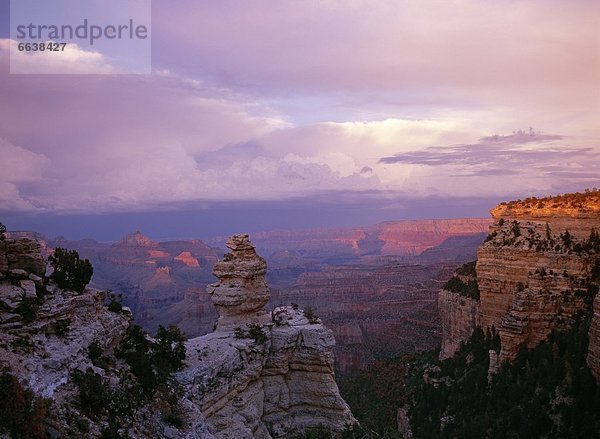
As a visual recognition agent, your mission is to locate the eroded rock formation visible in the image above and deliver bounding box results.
[0,237,46,278]
[180,234,356,438]
[439,192,600,372]
[479,213,598,363]
[1,234,355,438]
[208,235,270,331]
[0,237,134,436]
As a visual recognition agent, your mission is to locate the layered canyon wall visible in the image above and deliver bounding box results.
[438,192,600,374]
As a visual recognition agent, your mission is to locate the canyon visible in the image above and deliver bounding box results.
[0,233,355,438]
[34,218,490,372]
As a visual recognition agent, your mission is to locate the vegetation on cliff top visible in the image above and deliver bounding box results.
[48,247,93,293]
[443,261,480,300]
[71,324,186,438]
[499,188,600,212]
[484,207,600,257]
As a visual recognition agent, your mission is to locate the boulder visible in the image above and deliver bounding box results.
[6,238,46,277]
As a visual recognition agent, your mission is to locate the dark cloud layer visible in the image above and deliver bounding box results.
[2,193,503,241]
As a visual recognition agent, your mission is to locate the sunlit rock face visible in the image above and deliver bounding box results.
[179,234,356,438]
[439,193,600,374]
[480,200,599,364]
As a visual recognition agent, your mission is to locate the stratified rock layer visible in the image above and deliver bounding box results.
[44,231,220,338]
[208,234,270,331]
[438,289,480,360]
[440,192,600,373]
[215,218,492,258]
[179,234,356,438]
[0,237,46,277]
[478,215,598,363]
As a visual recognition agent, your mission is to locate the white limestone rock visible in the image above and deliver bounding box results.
[178,235,356,438]
[19,280,37,300]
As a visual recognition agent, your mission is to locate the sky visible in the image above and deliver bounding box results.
[0,0,599,240]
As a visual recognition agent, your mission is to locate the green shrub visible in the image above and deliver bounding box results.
[71,368,143,438]
[234,324,269,344]
[0,373,27,431]
[162,410,184,428]
[443,276,480,300]
[107,291,123,313]
[511,221,521,237]
[247,324,268,344]
[88,341,103,363]
[456,261,477,277]
[0,222,6,241]
[14,295,41,323]
[303,307,319,324]
[116,325,186,397]
[54,318,71,336]
[75,417,90,433]
[48,248,93,293]
[234,327,245,339]
[153,325,186,381]
[87,341,113,369]
[71,368,107,416]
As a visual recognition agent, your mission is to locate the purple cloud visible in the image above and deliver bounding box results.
[1,0,599,216]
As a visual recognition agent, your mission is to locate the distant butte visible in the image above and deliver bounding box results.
[116,230,155,247]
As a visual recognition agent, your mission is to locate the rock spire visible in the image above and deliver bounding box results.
[208,234,270,331]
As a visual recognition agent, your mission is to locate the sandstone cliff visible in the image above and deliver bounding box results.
[438,280,481,359]
[438,191,600,371]
[179,234,356,438]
